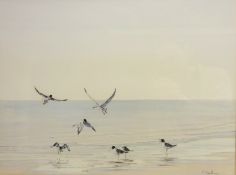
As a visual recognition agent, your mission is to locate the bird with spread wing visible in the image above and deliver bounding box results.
[51,142,70,154]
[34,87,68,105]
[72,118,96,135]
[84,88,116,115]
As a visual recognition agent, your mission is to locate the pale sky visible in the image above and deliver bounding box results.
[0,0,235,100]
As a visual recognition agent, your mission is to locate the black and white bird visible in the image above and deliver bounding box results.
[34,87,68,105]
[160,139,177,153]
[72,118,96,135]
[112,146,127,160]
[51,142,70,154]
[84,88,116,115]
[122,146,133,159]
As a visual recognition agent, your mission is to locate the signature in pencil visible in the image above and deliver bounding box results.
[201,170,218,175]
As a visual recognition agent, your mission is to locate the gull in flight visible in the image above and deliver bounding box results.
[160,139,177,154]
[72,118,96,135]
[34,87,68,105]
[84,88,116,115]
[51,142,70,154]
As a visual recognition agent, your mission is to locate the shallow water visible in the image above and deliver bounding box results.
[0,100,235,174]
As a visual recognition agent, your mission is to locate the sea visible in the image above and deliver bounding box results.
[0,100,235,174]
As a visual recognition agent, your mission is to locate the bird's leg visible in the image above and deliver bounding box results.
[57,154,61,163]
[125,153,126,160]
[58,148,62,155]
[165,148,169,157]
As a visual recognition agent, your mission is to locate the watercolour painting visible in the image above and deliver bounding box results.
[0,1,235,175]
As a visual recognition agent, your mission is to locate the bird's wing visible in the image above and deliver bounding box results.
[165,142,176,147]
[91,125,96,132]
[77,126,84,135]
[123,146,130,151]
[84,88,100,106]
[77,122,84,135]
[66,144,71,151]
[34,87,48,98]
[100,89,116,108]
[52,142,59,147]
[83,121,96,132]
[51,97,68,102]
[73,122,84,135]
[63,144,70,151]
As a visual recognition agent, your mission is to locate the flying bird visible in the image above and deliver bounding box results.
[84,88,116,115]
[34,87,68,105]
[73,118,96,135]
[51,142,70,154]
[112,146,127,160]
[160,139,177,153]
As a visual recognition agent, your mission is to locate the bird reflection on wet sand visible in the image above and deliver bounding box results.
[49,159,70,169]
[109,159,136,169]
[158,156,177,167]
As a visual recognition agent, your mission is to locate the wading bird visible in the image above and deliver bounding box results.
[112,146,127,160]
[122,146,133,159]
[51,142,70,154]
[84,88,116,115]
[73,118,96,135]
[34,87,68,105]
[160,139,177,153]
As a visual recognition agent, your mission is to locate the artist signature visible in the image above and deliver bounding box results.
[201,170,218,175]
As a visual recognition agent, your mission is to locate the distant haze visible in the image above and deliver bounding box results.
[0,0,235,100]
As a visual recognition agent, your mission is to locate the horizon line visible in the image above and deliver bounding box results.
[0,99,235,101]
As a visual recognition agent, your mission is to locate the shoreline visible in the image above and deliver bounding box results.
[0,161,234,175]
